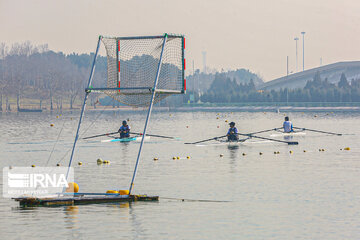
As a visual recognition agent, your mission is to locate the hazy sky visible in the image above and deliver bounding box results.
[1,0,360,81]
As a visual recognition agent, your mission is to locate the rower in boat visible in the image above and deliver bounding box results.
[283,116,294,133]
[118,120,130,138]
[227,122,239,142]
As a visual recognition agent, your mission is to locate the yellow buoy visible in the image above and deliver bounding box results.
[103,160,110,164]
[50,123,54,127]
[259,152,263,155]
[31,165,35,167]
[303,150,306,152]
[78,162,82,166]
[56,116,59,118]
[242,153,246,156]
[277,151,280,154]
[225,120,228,123]
[97,158,103,164]
[119,190,129,195]
[106,190,119,194]
[289,151,293,154]
[186,156,190,159]
[173,157,176,160]
[344,147,350,151]
[216,117,219,119]
[66,182,79,193]
[220,154,224,157]
[153,157,158,161]
[177,156,180,160]
[322,149,325,151]
[274,151,277,154]
[56,163,60,166]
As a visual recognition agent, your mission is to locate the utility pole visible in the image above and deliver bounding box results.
[294,37,299,72]
[301,32,306,71]
[192,60,195,94]
[287,56,289,76]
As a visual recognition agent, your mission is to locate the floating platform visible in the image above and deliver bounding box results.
[14,194,159,207]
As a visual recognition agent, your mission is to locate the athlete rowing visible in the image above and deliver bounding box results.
[227,122,239,142]
[118,120,130,138]
[283,116,293,133]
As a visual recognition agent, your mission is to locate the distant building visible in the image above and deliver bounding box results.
[259,61,360,90]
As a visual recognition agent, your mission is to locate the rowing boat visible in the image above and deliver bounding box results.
[196,138,270,146]
[269,131,306,138]
[101,136,151,143]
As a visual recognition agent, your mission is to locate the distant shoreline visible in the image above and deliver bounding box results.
[1,105,360,113]
[175,106,360,112]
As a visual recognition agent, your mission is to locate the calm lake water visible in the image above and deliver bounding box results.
[0,110,359,239]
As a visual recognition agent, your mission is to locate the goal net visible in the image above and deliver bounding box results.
[98,34,185,107]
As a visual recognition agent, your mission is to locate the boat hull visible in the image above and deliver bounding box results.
[101,136,151,143]
[270,132,306,137]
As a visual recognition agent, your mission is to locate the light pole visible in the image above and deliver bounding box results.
[301,32,305,71]
[287,56,289,76]
[294,37,299,72]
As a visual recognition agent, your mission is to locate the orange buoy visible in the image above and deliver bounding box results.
[66,182,79,193]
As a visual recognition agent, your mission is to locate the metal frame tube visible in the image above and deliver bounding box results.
[65,36,102,180]
[106,34,182,40]
[129,34,168,194]
[86,87,152,91]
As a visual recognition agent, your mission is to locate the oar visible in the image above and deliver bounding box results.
[293,127,342,136]
[238,133,298,145]
[184,135,227,145]
[82,131,118,140]
[130,132,179,140]
[248,127,282,135]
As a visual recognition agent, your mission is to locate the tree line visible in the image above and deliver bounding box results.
[0,42,106,111]
[200,72,360,103]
